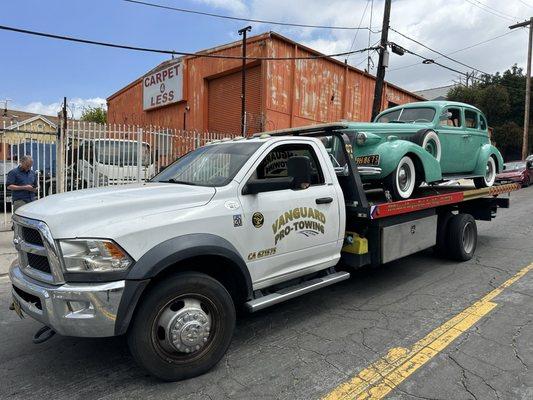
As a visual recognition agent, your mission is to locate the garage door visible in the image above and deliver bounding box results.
[208,65,262,135]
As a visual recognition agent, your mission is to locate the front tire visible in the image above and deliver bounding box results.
[474,156,497,188]
[127,272,236,381]
[385,156,416,200]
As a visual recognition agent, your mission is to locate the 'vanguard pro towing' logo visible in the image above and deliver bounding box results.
[272,207,326,245]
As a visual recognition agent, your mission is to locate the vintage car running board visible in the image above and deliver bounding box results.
[245,271,350,312]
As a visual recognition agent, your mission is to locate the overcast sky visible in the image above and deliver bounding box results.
[1,0,530,118]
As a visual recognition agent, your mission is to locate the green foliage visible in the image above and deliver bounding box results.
[446,64,529,160]
[80,106,107,124]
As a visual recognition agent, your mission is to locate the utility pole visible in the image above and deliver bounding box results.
[510,18,532,160]
[238,26,252,136]
[371,0,391,121]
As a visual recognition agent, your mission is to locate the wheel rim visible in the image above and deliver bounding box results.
[462,222,475,254]
[484,158,496,186]
[398,165,411,191]
[151,294,216,362]
[395,156,416,198]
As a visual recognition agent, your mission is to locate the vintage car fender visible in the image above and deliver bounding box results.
[356,139,442,183]
[472,144,504,176]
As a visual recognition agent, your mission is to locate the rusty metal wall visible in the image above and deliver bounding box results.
[107,32,422,135]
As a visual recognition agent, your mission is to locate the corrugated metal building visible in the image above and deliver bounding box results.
[107,31,422,135]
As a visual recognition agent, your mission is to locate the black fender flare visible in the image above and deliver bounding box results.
[115,234,252,335]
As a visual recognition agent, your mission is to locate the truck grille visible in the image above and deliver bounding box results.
[13,216,63,284]
[26,253,51,274]
[21,226,44,246]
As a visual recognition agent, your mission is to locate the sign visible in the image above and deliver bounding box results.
[143,62,183,110]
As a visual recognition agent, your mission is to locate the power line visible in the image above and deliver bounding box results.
[469,0,520,20]
[518,0,533,9]
[390,27,490,75]
[121,0,380,32]
[388,30,519,72]
[346,0,371,61]
[0,24,379,60]
[464,0,517,21]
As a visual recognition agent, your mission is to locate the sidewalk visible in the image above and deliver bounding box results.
[0,230,16,276]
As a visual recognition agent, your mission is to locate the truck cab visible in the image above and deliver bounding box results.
[9,124,517,381]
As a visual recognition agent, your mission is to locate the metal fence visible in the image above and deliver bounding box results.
[0,120,239,228]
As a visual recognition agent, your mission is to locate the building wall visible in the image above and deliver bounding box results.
[107,32,422,134]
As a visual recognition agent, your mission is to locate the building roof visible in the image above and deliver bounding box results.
[413,84,457,101]
[107,31,424,102]
[1,108,60,129]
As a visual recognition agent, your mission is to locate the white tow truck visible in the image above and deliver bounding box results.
[9,123,519,381]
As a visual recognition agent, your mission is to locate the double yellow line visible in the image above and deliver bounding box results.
[323,262,533,400]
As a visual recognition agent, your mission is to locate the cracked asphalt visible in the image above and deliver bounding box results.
[0,186,532,400]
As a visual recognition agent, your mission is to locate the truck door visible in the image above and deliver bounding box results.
[238,140,342,290]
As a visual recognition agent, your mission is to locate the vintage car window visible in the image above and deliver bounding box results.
[464,109,478,129]
[255,143,325,185]
[439,107,462,128]
[376,107,435,123]
[479,114,488,130]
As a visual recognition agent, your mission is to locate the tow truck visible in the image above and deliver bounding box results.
[8,123,519,381]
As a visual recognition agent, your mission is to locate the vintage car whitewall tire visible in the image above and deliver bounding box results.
[385,156,416,200]
[417,130,442,161]
[474,156,496,188]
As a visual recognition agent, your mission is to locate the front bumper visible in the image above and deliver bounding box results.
[9,262,125,337]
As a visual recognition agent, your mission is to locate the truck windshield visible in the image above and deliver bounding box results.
[95,141,151,167]
[375,107,436,123]
[152,142,261,187]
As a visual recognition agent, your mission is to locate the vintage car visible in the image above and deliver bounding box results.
[343,101,504,199]
[496,160,533,187]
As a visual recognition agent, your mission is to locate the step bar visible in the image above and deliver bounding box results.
[245,271,351,312]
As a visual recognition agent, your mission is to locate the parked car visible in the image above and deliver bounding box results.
[496,160,533,187]
[345,101,504,199]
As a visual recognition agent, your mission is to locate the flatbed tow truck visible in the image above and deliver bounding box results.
[9,123,519,381]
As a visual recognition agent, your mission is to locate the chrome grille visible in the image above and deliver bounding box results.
[13,215,64,284]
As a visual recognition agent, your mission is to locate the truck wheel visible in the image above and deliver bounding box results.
[127,272,236,381]
[474,156,496,188]
[446,214,477,261]
[385,156,416,200]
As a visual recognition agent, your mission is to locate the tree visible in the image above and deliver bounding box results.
[447,64,530,160]
[80,106,107,124]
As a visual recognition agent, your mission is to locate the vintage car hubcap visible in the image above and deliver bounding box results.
[398,165,411,191]
[156,297,212,355]
[485,158,496,184]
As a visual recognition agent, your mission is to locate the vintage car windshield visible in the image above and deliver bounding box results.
[151,142,261,187]
[376,107,436,123]
[504,162,526,171]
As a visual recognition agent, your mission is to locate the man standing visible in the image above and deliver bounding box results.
[7,155,38,213]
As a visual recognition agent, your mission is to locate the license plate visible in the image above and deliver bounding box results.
[12,296,24,319]
[356,154,380,166]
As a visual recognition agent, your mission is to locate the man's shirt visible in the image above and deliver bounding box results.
[6,166,37,202]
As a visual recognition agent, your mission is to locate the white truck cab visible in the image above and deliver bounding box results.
[9,124,517,381]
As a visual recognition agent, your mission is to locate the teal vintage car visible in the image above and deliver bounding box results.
[337,101,504,200]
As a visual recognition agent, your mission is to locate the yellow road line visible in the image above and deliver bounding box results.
[323,262,533,400]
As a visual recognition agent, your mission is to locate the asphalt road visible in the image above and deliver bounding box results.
[1,186,532,400]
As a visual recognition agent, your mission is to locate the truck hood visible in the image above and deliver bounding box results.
[345,122,431,136]
[17,183,216,238]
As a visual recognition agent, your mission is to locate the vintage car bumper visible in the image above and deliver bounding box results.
[9,262,125,337]
[496,175,524,184]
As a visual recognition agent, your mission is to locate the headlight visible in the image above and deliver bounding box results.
[356,132,368,146]
[59,239,133,273]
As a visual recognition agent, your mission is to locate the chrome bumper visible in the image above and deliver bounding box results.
[357,166,382,176]
[9,262,125,337]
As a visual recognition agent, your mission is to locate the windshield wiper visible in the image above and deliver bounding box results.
[160,178,198,186]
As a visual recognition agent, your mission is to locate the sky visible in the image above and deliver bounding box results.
[0,0,531,118]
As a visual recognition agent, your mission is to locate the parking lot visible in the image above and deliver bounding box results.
[0,186,532,400]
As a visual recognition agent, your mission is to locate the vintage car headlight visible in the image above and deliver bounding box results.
[356,132,368,146]
[59,239,133,273]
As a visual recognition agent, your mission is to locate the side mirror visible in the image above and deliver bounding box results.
[242,177,292,195]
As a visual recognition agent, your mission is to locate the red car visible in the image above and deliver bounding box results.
[496,160,533,187]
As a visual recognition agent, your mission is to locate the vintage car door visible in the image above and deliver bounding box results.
[238,140,341,290]
[436,106,466,173]
[462,108,483,172]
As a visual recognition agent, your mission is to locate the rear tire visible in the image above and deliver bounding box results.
[474,156,496,188]
[446,213,477,261]
[434,211,453,257]
[127,272,236,381]
[385,156,416,200]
